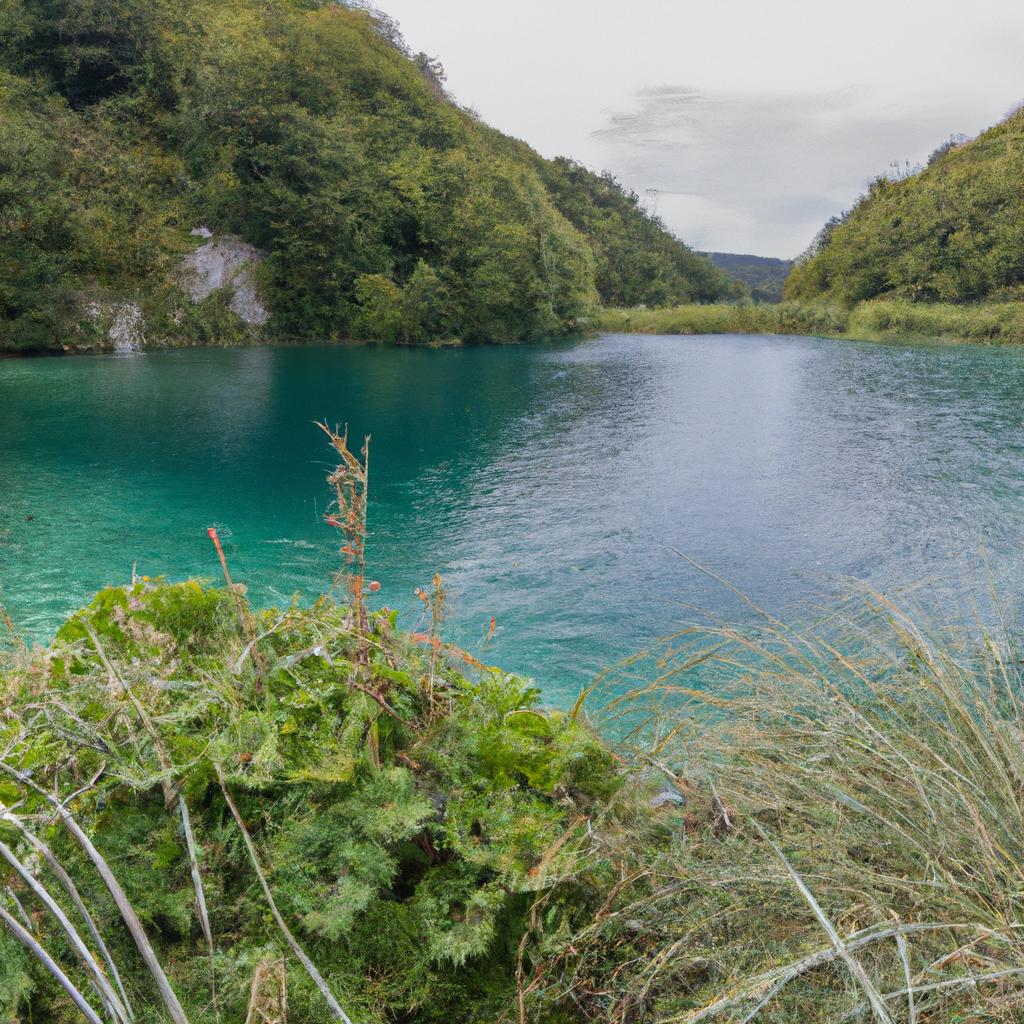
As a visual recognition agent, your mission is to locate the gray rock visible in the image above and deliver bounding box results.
[179,234,269,327]
[109,303,145,352]
[86,300,145,352]
[650,788,686,808]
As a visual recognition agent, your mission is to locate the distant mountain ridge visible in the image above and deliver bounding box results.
[702,252,795,303]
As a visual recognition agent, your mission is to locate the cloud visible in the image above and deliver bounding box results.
[592,85,986,257]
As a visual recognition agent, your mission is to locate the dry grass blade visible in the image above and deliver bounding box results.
[0,839,130,1024]
[179,796,218,1021]
[0,902,105,1024]
[0,806,134,1020]
[745,824,895,1023]
[0,760,191,1024]
[894,930,915,1024]
[667,924,973,1023]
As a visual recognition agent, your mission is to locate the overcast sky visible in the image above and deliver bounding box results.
[378,0,1024,258]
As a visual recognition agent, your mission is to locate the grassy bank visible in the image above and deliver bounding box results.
[597,298,1024,344]
[7,582,1024,1021]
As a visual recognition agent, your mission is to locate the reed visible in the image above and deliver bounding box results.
[539,587,1024,1022]
[596,298,1024,345]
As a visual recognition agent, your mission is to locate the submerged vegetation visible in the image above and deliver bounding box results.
[0,0,734,352]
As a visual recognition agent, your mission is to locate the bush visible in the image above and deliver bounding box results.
[0,580,626,1023]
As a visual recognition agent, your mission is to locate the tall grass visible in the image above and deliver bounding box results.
[538,588,1024,1022]
[848,300,1024,344]
[595,301,849,338]
[596,299,1024,345]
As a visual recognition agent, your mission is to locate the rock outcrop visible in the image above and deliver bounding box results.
[179,231,270,326]
[86,301,146,353]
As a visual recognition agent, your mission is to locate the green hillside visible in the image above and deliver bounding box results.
[703,251,794,302]
[786,109,1024,305]
[0,0,733,351]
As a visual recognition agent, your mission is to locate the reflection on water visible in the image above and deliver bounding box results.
[3,334,1024,703]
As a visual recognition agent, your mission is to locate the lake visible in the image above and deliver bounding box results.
[4,333,1024,705]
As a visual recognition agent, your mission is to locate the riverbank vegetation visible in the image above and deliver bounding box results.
[0,0,735,353]
[7,569,1024,1021]
[598,298,1024,345]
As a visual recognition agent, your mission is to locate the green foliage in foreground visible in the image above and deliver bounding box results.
[0,581,627,1022]
[0,0,733,351]
[598,298,1024,344]
[5,581,1024,1021]
[787,108,1024,305]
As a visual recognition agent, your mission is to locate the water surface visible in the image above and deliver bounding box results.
[4,334,1024,703]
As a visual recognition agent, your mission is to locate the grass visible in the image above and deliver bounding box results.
[541,587,1024,1022]
[595,298,1024,345]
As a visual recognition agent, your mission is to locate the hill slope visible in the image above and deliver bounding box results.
[703,252,794,302]
[0,0,733,351]
[786,109,1024,305]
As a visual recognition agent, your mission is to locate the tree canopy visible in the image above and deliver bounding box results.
[0,0,733,349]
[786,109,1024,306]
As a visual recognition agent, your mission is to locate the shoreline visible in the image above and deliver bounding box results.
[595,297,1024,347]
[6,298,1024,358]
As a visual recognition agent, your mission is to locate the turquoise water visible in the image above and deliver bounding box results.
[4,334,1024,703]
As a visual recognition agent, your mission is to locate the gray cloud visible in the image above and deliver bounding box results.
[381,0,1024,257]
[592,86,987,257]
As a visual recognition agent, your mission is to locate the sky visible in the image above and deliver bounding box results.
[377,0,1024,258]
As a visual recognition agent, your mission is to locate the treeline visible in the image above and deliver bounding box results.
[787,108,1024,305]
[703,252,794,303]
[0,0,734,350]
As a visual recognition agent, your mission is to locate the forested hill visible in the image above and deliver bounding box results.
[702,252,794,303]
[786,108,1024,305]
[0,0,735,351]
